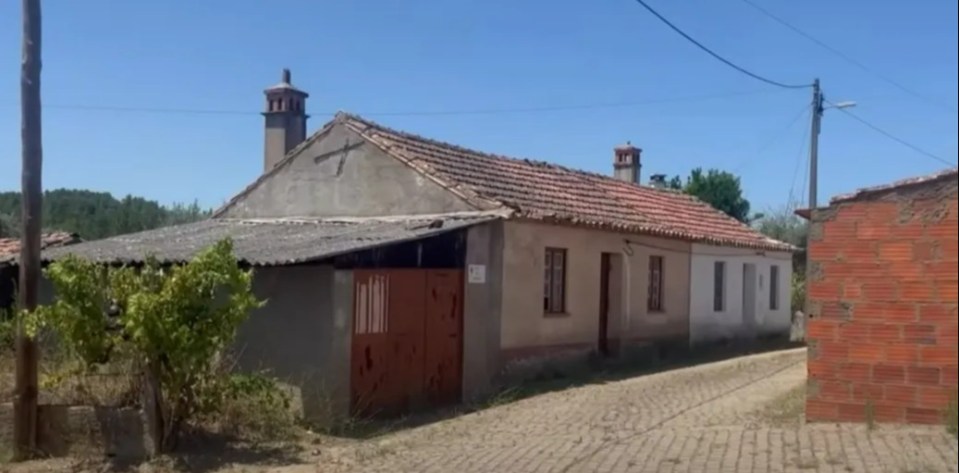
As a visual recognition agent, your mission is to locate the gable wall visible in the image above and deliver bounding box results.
[219,123,476,218]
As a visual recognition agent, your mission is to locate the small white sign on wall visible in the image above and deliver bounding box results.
[468,264,487,284]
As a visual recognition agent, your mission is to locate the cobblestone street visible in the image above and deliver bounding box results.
[308,349,958,473]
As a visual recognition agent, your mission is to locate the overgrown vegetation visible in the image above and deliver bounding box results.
[207,373,296,442]
[791,272,806,315]
[0,311,13,352]
[22,238,282,452]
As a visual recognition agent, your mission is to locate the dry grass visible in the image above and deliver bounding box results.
[0,350,138,407]
[0,351,13,404]
[758,383,806,426]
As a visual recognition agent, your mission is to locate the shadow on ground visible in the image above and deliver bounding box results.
[322,338,806,440]
[62,432,308,473]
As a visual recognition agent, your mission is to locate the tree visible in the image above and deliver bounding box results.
[0,213,18,238]
[668,168,752,223]
[0,190,211,240]
[754,206,808,250]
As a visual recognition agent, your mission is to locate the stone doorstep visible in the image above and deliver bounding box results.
[0,402,152,461]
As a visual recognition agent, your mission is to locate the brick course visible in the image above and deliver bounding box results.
[805,170,958,425]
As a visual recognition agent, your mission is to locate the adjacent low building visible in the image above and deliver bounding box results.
[0,231,80,311]
[803,168,958,424]
[34,71,794,420]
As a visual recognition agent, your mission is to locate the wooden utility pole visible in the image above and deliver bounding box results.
[14,0,42,460]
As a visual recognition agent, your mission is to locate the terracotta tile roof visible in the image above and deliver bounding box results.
[0,232,81,264]
[337,113,792,251]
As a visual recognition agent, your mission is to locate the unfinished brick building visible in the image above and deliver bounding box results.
[803,168,958,424]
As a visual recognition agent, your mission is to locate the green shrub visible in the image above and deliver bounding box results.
[28,238,264,451]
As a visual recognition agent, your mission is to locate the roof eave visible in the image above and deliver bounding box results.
[511,214,796,253]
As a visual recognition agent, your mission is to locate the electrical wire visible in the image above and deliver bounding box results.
[826,99,955,167]
[785,111,811,210]
[629,0,811,90]
[8,89,785,118]
[731,104,809,173]
[737,0,958,114]
[799,142,810,208]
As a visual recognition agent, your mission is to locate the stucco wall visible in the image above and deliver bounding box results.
[499,220,691,360]
[220,122,476,218]
[688,244,793,345]
[233,264,351,422]
[462,221,504,401]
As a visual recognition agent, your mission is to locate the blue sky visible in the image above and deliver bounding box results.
[1,0,956,213]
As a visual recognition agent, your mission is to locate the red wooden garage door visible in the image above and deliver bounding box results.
[350,269,463,416]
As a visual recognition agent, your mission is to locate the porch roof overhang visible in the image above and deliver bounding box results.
[31,211,505,267]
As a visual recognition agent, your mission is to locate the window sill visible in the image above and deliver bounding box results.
[543,311,570,318]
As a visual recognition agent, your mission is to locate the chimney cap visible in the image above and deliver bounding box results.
[265,68,308,96]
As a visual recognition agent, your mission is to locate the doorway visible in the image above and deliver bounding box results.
[598,253,612,356]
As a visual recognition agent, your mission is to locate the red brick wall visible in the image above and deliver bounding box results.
[805,183,958,424]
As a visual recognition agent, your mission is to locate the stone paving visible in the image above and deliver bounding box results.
[305,348,958,473]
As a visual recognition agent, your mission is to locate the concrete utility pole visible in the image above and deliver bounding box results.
[808,78,823,210]
[14,0,42,460]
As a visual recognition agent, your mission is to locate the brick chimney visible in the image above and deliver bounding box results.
[263,69,309,172]
[613,142,641,184]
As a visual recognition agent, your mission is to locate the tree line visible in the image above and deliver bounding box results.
[0,189,211,240]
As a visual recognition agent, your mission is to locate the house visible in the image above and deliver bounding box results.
[802,168,958,425]
[36,70,793,420]
[0,231,80,311]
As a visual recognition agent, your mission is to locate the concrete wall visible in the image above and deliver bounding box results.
[805,178,958,425]
[219,123,475,218]
[498,220,690,370]
[689,245,793,345]
[233,264,351,423]
[461,221,504,401]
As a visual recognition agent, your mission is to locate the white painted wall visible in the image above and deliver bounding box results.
[688,244,793,345]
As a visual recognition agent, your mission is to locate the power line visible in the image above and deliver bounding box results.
[737,0,958,114]
[4,89,786,118]
[731,104,809,173]
[826,99,955,167]
[786,110,811,209]
[799,139,810,208]
[629,0,811,90]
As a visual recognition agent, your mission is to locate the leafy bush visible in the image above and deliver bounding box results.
[28,238,264,451]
